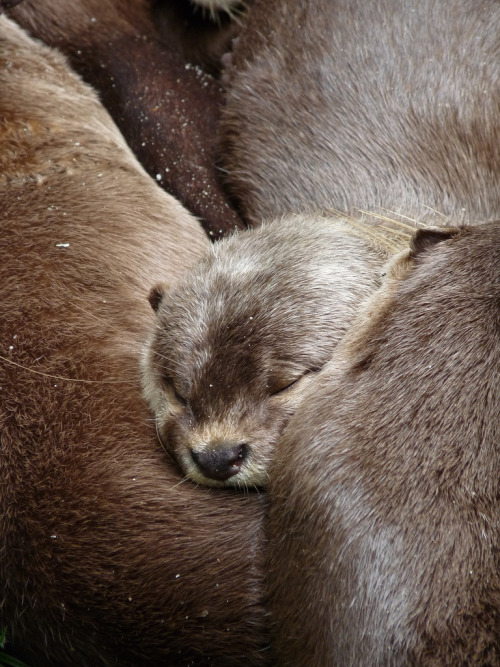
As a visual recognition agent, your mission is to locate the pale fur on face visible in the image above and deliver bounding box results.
[142,212,413,488]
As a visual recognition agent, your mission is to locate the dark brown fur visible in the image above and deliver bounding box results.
[0,16,269,665]
[267,224,500,665]
[221,0,500,227]
[0,0,24,9]
[10,0,244,239]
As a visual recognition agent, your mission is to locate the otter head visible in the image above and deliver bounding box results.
[141,215,386,487]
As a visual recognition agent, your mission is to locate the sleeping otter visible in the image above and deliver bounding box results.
[0,15,269,665]
[220,0,500,228]
[267,223,500,665]
[142,212,412,488]
[143,0,500,493]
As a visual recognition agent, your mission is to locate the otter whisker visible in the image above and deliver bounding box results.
[0,354,132,385]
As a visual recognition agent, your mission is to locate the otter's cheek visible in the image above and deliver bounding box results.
[155,409,183,457]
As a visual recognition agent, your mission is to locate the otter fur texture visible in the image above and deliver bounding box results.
[221,0,500,228]
[9,0,244,239]
[0,15,269,666]
[267,224,500,666]
[189,0,243,16]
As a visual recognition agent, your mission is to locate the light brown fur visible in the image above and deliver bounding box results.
[0,16,269,665]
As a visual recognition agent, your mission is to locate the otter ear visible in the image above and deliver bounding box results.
[148,283,168,313]
[409,227,460,258]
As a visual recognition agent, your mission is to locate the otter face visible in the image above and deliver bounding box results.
[143,300,320,488]
[142,215,386,487]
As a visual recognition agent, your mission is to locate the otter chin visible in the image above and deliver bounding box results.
[142,212,412,488]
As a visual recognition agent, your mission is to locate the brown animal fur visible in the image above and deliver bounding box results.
[267,223,500,665]
[220,0,500,228]
[217,1,500,662]
[0,0,23,9]
[141,212,413,488]
[0,16,269,665]
[10,0,244,239]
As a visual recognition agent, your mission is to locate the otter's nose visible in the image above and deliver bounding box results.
[191,443,248,481]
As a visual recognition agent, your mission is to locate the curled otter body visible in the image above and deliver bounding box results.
[142,212,411,487]
[0,16,269,665]
[10,0,244,239]
[267,223,500,665]
[221,0,500,227]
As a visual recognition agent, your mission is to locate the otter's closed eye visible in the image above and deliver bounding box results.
[162,375,188,406]
[173,388,188,406]
[269,369,312,396]
[269,366,322,396]
[270,377,301,395]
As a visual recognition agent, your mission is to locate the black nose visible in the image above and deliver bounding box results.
[191,443,248,481]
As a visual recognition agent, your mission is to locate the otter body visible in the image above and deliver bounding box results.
[9,0,244,239]
[142,212,411,487]
[0,16,268,665]
[267,223,500,665]
[221,0,500,227]
[218,1,500,662]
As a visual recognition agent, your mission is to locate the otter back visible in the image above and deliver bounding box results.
[0,15,268,665]
[221,0,500,227]
[267,223,500,665]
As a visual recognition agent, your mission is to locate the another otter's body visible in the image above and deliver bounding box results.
[267,224,500,665]
[0,16,269,665]
[221,0,500,227]
[10,0,244,238]
[218,1,500,662]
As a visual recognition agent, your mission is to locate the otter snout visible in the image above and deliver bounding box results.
[191,443,248,481]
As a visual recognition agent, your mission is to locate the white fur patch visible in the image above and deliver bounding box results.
[189,0,241,14]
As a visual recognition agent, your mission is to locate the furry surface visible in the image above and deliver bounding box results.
[267,223,500,665]
[9,0,244,239]
[221,0,500,227]
[141,212,414,487]
[152,0,246,75]
[0,16,269,665]
[189,0,242,16]
[219,1,500,661]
